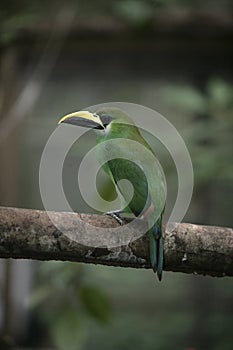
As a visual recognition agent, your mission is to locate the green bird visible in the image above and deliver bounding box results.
[58,108,166,280]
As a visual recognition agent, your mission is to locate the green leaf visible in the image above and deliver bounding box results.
[80,286,112,324]
[115,0,153,23]
[26,286,51,308]
[163,85,207,114]
[207,78,233,108]
[50,308,87,350]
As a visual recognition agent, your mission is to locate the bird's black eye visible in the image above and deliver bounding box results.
[99,114,114,127]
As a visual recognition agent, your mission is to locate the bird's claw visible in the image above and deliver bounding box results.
[105,211,124,225]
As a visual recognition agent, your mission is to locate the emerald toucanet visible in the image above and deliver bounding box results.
[58,108,166,280]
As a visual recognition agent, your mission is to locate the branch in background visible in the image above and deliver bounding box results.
[0,6,75,146]
[0,207,232,277]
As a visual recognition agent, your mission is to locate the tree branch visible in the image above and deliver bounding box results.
[0,206,232,277]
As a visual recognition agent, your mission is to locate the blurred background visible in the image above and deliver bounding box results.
[0,0,233,349]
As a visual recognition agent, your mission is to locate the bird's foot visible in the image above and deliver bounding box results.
[104,210,124,225]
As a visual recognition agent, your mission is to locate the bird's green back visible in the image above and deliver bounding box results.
[94,108,166,220]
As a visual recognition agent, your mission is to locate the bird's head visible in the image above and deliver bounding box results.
[58,108,135,131]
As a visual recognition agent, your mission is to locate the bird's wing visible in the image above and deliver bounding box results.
[107,158,150,216]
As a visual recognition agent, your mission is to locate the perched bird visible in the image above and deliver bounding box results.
[58,108,166,280]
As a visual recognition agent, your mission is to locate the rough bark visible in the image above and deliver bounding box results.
[0,206,232,277]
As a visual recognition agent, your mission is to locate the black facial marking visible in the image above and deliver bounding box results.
[99,114,114,127]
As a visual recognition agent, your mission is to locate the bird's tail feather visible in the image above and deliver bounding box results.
[149,229,157,272]
[149,222,163,281]
[156,234,163,281]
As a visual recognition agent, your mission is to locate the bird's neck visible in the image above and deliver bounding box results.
[96,122,141,143]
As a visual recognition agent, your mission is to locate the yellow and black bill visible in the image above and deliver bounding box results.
[58,110,104,129]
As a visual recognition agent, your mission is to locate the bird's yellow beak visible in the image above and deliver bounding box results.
[58,110,104,129]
